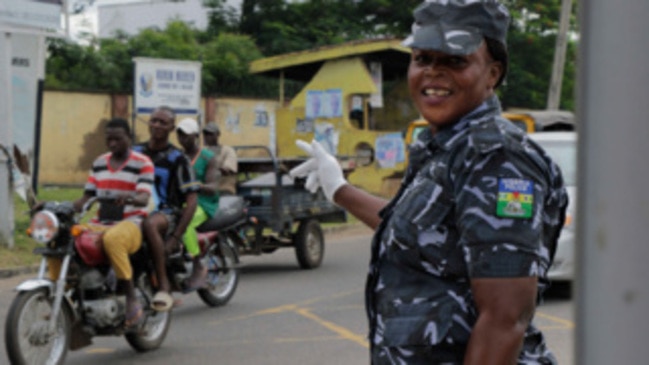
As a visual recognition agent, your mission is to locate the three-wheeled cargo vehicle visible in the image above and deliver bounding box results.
[232,145,349,269]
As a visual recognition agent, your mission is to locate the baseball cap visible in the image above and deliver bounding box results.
[203,122,220,134]
[177,118,199,135]
[402,0,510,56]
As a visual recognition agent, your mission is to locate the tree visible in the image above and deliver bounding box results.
[46,1,578,110]
[499,0,578,110]
[45,20,269,96]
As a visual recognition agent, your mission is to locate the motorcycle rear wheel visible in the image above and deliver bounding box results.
[5,288,70,365]
[198,234,239,307]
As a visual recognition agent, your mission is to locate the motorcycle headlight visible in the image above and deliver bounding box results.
[29,211,60,244]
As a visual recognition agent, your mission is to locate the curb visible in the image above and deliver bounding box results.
[0,223,369,281]
[0,264,40,280]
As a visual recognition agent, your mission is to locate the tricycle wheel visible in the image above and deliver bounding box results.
[294,219,324,269]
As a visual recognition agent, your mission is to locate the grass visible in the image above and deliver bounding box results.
[0,187,83,270]
[0,186,358,270]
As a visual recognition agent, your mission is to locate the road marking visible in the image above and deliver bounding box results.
[536,311,575,329]
[85,348,115,354]
[295,308,368,349]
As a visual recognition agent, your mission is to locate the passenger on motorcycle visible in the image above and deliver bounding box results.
[134,106,200,312]
[176,118,220,291]
[43,117,154,329]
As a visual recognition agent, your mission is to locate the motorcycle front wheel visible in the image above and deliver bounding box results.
[5,288,70,365]
[198,233,239,307]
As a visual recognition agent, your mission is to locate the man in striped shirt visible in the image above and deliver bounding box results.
[49,117,154,328]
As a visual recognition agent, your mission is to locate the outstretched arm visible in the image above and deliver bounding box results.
[333,185,387,230]
[290,140,388,230]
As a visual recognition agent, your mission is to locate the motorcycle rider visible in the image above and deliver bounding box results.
[44,117,154,329]
[175,117,220,291]
[135,106,200,312]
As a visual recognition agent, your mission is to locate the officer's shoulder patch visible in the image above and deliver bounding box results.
[496,178,534,219]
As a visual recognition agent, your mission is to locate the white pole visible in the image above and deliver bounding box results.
[0,32,15,248]
[576,0,649,363]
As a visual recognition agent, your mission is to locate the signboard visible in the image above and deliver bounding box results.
[0,0,63,30]
[133,57,202,115]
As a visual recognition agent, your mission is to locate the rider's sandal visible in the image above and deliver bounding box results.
[151,291,173,312]
[124,302,144,329]
[182,267,208,293]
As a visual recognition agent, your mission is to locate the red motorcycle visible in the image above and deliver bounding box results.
[4,196,245,365]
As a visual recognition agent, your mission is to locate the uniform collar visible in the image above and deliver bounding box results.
[419,95,503,152]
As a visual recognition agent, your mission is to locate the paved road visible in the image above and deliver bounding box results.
[0,227,575,364]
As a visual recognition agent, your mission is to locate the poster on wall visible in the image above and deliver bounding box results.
[375,133,405,168]
[296,118,314,133]
[326,89,342,118]
[133,57,202,115]
[306,89,342,119]
[305,90,322,119]
[314,122,339,156]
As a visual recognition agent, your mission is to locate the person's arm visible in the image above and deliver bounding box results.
[464,276,537,365]
[290,140,387,230]
[200,156,219,196]
[169,153,200,243]
[220,145,238,175]
[333,185,388,230]
[72,192,93,213]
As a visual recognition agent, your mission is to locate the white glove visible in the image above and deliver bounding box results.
[290,139,347,202]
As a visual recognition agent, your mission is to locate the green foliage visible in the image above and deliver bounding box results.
[44,0,578,110]
[45,20,269,96]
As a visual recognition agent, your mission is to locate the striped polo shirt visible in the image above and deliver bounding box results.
[85,150,155,224]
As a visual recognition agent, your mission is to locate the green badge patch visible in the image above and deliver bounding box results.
[496,178,533,219]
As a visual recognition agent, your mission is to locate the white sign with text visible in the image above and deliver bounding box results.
[133,57,202,115]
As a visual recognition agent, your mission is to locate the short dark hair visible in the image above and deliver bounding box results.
[485,37,508,88]
[156,105,176,123]
[105,118,131,135]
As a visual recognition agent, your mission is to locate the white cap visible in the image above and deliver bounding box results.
[177,118,199,135]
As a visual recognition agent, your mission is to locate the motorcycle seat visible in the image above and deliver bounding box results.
[196,196,247,232]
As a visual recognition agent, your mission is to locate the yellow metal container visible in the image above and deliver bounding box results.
[250,39,414,197]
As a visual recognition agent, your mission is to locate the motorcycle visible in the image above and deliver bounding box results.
[4,195,246,365]
[165,195,247,306]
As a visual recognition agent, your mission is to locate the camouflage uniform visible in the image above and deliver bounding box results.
[366,95,568,364]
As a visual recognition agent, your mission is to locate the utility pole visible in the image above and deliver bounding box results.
[577,0,649,364]
[547,0,572,110]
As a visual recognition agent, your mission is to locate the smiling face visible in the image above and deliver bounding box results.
[408,41,503,129]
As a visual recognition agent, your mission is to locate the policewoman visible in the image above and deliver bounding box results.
[290,0,568,363]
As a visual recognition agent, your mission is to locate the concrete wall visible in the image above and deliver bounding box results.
[39,91,114,185]
[38,91,278,186]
